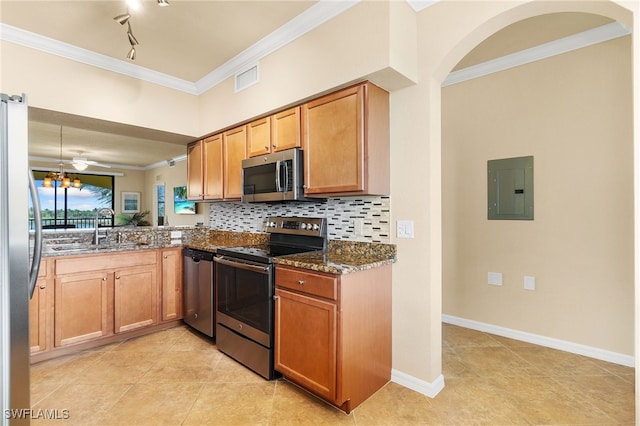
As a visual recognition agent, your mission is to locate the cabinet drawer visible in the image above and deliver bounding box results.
[276,266,337,300]
[56,250,157,275]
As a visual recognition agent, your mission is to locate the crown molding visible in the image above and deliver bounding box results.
[29,155,145,171]
[194,0,360,94]
[0,23,198,95]
[0,0,360,96]
[443,21,631,87]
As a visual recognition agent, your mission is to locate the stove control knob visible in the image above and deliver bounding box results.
[300,223,307,229]
[312,224,320,231]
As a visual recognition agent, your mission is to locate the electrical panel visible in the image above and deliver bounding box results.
[488,156,533,220]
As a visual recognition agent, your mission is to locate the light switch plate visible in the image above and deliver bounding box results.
[170,230,182,239]
[397,220,414,238]
[488,272,503,286]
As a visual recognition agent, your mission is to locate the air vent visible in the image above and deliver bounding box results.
[168,160,176,168]
[235,63,259,92]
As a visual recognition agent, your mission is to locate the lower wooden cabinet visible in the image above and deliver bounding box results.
[31,247,183,359]
[114,265,158,333]
[29,259,51,354]
[54,271,111,347]
[274,264,392,413]
[161,248,183,321]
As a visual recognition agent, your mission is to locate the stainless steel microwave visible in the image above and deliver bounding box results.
[241,148,310,202]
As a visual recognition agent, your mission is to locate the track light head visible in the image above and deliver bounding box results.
[113,13,130,25]
[127,23,139,45]
[127,46,136,61]
[157,0,170,6]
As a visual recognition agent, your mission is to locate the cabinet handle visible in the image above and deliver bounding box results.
[273,295,279,300]
[102,277,107,281]
[264,146,269,151]
[272,144,277,149]
[298,280,305,286]
[163,255,168,259]
[39,284,46,289]
[116,276,120,279]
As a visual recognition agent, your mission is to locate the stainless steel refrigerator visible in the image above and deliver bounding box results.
[1,93,43,426]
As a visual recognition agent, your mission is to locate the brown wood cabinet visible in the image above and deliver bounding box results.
[302,81,389,197]
[29,259,52,354]
[187,135,225,201]
[247,107,302,157]
[223,126,247,199]
[161,248,183,321]
[54,271,112,347]
[274,264,392,413]
[114,264,158,333]
[247,116,271,157]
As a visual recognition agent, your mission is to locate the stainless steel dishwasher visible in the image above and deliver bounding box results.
[183,247,215,337]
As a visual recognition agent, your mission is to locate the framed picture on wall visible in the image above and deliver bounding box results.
[174,186,196,214]
[122,191,141,213]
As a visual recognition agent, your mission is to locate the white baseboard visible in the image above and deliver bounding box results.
[442,314,634,367]
[391,370,445,398]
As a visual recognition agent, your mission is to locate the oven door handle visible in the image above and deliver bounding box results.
[214,256,270,274]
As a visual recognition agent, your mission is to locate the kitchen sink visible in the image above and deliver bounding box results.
[47,242,150,253]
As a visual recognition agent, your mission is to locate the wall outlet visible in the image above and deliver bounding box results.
[170,230,182,239]
[524,275,536,291]
[397,220,414,238]
[488,272,503,286]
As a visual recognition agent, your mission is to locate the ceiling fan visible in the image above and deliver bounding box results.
[69,153,112,170]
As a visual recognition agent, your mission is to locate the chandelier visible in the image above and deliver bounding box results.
[42,126,81,189]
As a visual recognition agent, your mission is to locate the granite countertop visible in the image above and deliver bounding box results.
[41,229,397,274]
[274,241,397,275]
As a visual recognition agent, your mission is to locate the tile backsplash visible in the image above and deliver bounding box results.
[208,196,390,243]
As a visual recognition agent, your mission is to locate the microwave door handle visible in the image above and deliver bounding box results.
[275,160,282,192]
[283,161,289,192]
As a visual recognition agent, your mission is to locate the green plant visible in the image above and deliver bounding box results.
[116,210,151,226]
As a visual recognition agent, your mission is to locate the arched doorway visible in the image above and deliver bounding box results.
[424,0,637,415]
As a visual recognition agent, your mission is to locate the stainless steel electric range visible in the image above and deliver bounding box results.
[214,216,327,380]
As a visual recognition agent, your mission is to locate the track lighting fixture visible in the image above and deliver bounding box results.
[127,23,139,46]
[113,13,130,25]
[113,0,168,60]
[127,46,136,61]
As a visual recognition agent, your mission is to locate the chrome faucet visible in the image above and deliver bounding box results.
[94,208,115,245]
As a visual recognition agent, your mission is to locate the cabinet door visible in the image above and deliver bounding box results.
[203,134,224,200]
[223,126,247,199]
[29,277,48,353]
[161,248,183,321]
[275,288,337,402]
[247,117,271,157]
[302,84,364,194]
[271,107,301,152]
[54,272,111,347]
[114,265,158,333]
[186,140,204,200]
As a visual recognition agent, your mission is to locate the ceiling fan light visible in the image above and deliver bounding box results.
[73,178,82,188]
[157,0,170,6]
[127,46,136,61]
[43,177,52,188]
[72,162,88,171]
[61,177,71,188]
[114,13,130,25]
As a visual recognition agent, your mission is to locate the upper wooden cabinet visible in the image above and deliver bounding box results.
[223,125,247,200]
[247,116,271,157]
[247,107,301,158]
[188,127,247,201]
[187,135,224,201]
[302,82,389,197]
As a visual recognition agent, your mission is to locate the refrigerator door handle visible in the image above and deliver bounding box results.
[28,169,42,299]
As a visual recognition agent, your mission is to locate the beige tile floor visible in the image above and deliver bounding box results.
[30,323,635,425]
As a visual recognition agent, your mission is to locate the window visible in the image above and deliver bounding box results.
[30,172,114,230]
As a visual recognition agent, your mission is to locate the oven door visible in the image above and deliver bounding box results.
[214,256,273,348]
